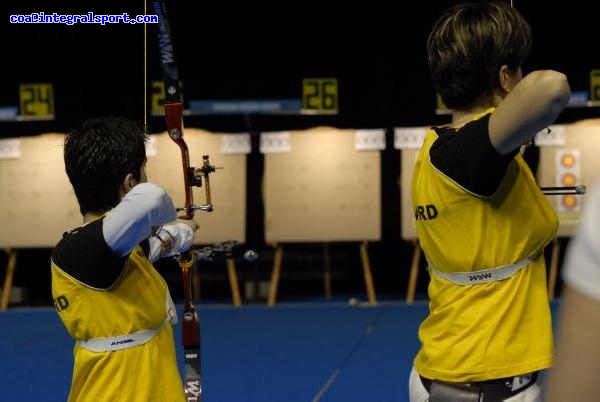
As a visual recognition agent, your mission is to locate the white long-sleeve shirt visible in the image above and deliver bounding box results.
[103,182,195,261]
[562,179,600,301]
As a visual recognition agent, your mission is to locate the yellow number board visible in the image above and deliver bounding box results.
[19,83,54,119]
[151,81,184,115]
[302,78,338,114]
[151,81,165,115]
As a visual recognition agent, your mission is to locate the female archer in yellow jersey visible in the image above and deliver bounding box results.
[51,116,199,401]
[409,2,570,401]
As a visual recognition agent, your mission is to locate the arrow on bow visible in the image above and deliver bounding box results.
[150,1,216,400]
[540,185,586,195]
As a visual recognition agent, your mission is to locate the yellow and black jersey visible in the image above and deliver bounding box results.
[51,218,185,402]
[412,109,558,382]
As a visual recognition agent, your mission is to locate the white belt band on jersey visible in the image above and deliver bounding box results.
[77,292,178,352]
[427,251,541,285]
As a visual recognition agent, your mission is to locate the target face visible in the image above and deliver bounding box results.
[555,149,581,212]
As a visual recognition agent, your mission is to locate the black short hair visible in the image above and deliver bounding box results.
[64,116,148,215]
[427,1,532,109]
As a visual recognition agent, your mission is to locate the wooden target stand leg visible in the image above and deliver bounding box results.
[226,259,242,307]
[1,248,18,311]
[267,242,377,306]
[406,240,421,304]
[192,257,242,307]
[267,243,284,306]
[359,241,377,305]
[547,237,560,301]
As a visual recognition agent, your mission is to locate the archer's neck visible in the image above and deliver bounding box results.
[83,211,107,225]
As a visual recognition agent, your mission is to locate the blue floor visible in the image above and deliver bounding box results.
[0,300,560,402]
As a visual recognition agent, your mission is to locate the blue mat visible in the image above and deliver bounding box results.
[0,300,559,402]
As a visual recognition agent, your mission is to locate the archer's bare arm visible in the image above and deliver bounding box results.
[490,70,570,155]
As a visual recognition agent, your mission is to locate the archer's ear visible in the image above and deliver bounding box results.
[498,65,512,94]
[119,173,136,197]
[498,64,520,95]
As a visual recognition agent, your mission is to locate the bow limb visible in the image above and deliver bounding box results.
[152,0,198,220]
[150,1,202,400]
[165,103,197,219]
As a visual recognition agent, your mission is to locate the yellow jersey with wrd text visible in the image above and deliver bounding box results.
[412,109,558,382]
[51,242,185,402]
